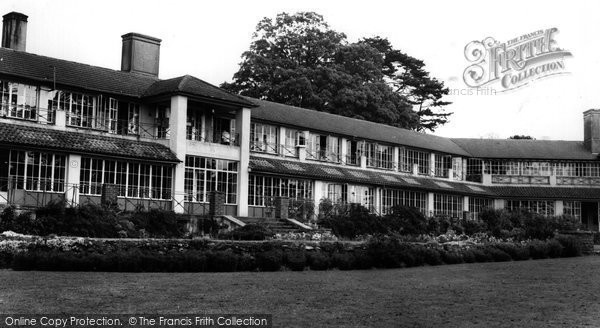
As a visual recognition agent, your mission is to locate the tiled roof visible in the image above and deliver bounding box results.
[0,48,157,97]
[247,97,471,156]
[249,156,490,196]
[143,75,255,107]
[451,138,598,160]
[0,48,255,108]
[489,186,600,200]
[0,122,179,162]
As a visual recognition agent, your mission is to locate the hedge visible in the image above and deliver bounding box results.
[7,235,586,272]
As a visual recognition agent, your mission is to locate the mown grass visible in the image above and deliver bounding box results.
[2,257,600,327]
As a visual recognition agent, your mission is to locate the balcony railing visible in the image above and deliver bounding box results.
[556,176,600,186]
[306,149,341,163]
[491,175,550,185]
[66,116,168,140]
[0,104,56,124]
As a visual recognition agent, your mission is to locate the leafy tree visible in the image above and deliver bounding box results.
[222,12,451,132]
[509,135,534,140]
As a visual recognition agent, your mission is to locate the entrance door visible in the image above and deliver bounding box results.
[581,202,599,231]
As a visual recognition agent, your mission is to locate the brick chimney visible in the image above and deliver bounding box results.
[583,109,600,153]
[2,12,27,51]
[121,33,161,77]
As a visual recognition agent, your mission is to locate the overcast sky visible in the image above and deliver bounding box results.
[4,0,600,141]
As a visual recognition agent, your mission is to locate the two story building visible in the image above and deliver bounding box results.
[1,12,599,230]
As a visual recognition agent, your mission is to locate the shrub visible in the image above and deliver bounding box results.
[522,214,556,240]
[556,235,584,257]
[207,250,240,272]
[420,247,443,265]
[128,209,183,238]
[386,205,428,235]
[547,239,564,258]
[331,252,355,270]
[366,235,404,268]
[284,250,307,271]
[528,240,550,259]
[352,250,373,270]
[218,224,274,241]
[463,220,487,235]
[472,248,492,262]
[495,243,529,261]
[461,249,476,263]
[256,250,283,271]
[441,250,464,264]
[480,209,513,237]
[308,252,330,270]
[484,246,512,262]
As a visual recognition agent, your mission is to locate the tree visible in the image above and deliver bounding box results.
[509,135,535,140]
[222,12,451,132]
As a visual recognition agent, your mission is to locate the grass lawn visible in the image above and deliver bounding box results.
[2,257,600,327]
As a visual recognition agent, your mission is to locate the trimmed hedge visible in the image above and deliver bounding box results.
[7,235,587,272]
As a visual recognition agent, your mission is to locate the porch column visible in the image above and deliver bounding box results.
[393,147,400,172]
[236,107,251,217]
[555,200,564,216]
[278,126,286,156]
[463,195,469,219]
[65,154,81,207]
[169,95,188,213]
[427,192,435,217]
[429,153,436,176]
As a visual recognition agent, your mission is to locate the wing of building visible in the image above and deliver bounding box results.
[1,12,599,230]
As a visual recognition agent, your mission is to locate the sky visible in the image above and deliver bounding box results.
[3,0,600,141]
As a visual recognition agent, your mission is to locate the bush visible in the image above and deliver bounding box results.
[547,239,564,258]
[352,250,373,270]
[386,205,427,235]
[462,249,476,263]
[331,252,355,270]
[495,243,529,261]
[284,250,307,271]
[528,240,550,259]
[480,209,513,237]
[463,220,487,235]
[556,236,584,257]
[128,209,184,238]
[441,250,464,264]
[207,250,241,272]
[472,248,492,262]
[484,246,512,262]
[418,247,443,266]
[308,252,330,270]
[218,224,274,241]
[256,250,283,271]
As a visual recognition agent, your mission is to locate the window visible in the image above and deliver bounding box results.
[187,108,204,141]
[381,189,427,215]
[434,154,452,177]
[307,134,340,162]
[213,117,236,145]
[563,201,582,221]
[469,197,493,220]
[9,150,66,192]
[346,140,360,165]
[0,81,39,121]
[486,160,553,176]
[363,142,394,170]
[248,174,313,206]
[400,148,430,175]
[54,91,97,128]
[282,128,300,157]
[466,158,483,182]
[555,162,600,177]
[155,106,169,138]
[184,156,238,204]
[505,200,555,216]
[250,123,278,154]
[434,193,463,218]
[80,157,172,200]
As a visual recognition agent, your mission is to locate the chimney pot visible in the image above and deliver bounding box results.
[583,109,600,154]
[121,32,161,77]
[2,11,28,51]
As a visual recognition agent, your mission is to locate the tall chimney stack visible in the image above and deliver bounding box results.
[121,33,161,77]
[2,12,28,51]
[583,109,600,154]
